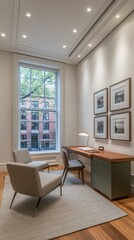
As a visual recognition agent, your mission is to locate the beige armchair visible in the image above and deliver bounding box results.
[13,149,49,171]
[6,162,62,216]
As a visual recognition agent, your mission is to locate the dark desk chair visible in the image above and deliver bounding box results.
[62,148,85,185]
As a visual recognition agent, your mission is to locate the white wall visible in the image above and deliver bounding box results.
[63,64,78,145]
[0,51,12,163]
[77,13,134,174]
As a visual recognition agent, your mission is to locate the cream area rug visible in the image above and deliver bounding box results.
[0,173,127,240]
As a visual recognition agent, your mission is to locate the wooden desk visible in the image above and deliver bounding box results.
[63,146,134,200]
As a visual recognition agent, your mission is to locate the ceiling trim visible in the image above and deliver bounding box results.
[78,9,134,65]
[7,0,134,65]
[68,0,117,57]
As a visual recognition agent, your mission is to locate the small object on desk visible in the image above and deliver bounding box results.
[99,146,104,151]
[77,147,99,153]
[87,150,100,153]
[77,147,94,151]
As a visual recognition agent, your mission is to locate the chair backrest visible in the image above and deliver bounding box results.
[13,149,31,164]
[62,148,69,168]
[6,162,42,197]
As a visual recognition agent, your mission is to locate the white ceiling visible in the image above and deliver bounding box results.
[0,0,134,65]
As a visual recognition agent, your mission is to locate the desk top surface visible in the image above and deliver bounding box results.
[63,146,134,162]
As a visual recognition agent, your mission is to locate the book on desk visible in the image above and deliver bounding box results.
[77,147,99,153]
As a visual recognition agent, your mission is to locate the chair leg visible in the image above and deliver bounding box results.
[62,169,68,185]
[81,169,84,184]
[36,197,42,209]
[62,167,66,178]
[78,170,80,179]
[9,192,17,209]
[34,197,42,217]
[60,184,62,196]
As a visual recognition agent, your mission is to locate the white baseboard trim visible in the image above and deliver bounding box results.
[0,163,6,166]
[0,163,7,172]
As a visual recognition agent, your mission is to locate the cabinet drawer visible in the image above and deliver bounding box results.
[92,173,110,195]
[91,157,111,178]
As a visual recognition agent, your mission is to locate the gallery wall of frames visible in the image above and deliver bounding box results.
[93,78,131,141]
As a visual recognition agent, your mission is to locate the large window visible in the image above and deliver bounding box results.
[19,64,58,152]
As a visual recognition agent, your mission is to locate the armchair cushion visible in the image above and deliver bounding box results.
[69,159,84,168]
[13,149,49,171]
[39,172,62,196]
[27,161,48,171]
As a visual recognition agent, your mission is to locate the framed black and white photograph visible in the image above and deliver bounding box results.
[110,78,131,111]
[110,112,131,141]
[94,88,108,115]
[94,115,108,139]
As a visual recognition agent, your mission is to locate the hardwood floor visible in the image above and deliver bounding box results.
[0,167,134,240]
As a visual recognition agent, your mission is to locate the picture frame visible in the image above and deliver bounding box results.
[94,88,108,115]
[110,112,131,141]
[110,78,131,112]
[94,115,108,139]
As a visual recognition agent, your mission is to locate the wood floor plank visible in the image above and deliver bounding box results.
[111,220,134,240]
[98,223,128,240]
[0,172,7,206]
[86,226,113,240]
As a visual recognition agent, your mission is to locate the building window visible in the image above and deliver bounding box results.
[21,110,27,120]
[45,101,49,109]
[21,122,27,130]
[21,142,27,148]
[21,100,27,107]
[43,113,49,120]
[41,141,49,150]
[32,122,39,130]
[31,112,39,120]
[21,134,27,140]
[43,134,49,139]
[44,122,49,130]
[31,134,38,149]
[32,101,38,108]
[19,64,58,152]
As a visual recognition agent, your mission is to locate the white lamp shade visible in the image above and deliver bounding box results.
[78,132,89,146]
[78,132,89,136]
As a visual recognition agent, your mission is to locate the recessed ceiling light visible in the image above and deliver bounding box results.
[22,34,27,39]
[1,33,6,37]
[88,43,92,47]
[78,55,81,58]
[116,14,120,19]
[26,12,31,18]
[87,8,91,12]
[62,45,67,48]
[73,29,77,33]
